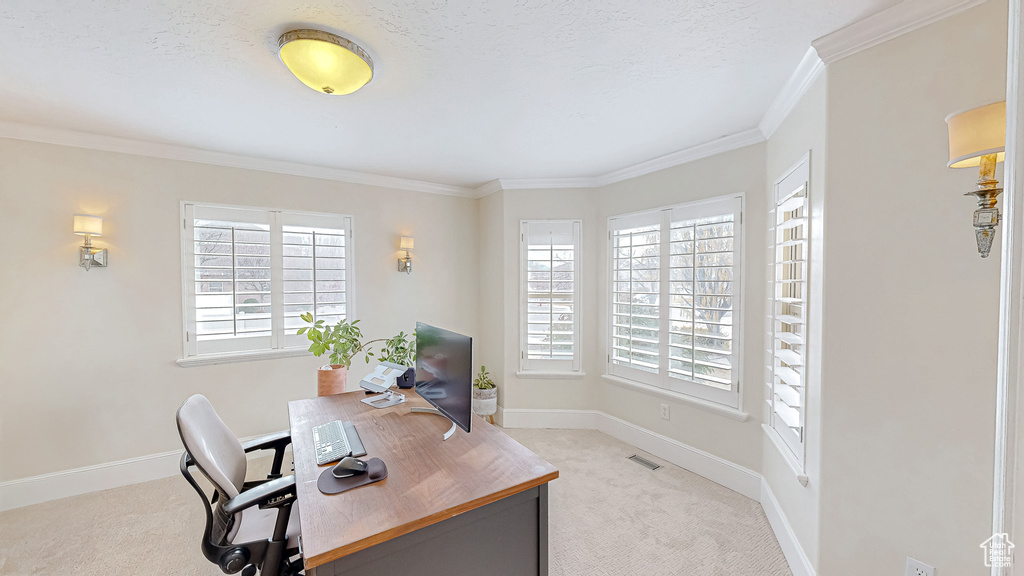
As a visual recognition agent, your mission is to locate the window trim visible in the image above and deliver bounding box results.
[178,201,355,364]
[176,347,311,368]
[605,193,745,410]
[518,219,584,375]
[602,374,750,421]
[764,153,810,474]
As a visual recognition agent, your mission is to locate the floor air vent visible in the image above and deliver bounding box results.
[627,455,661,470]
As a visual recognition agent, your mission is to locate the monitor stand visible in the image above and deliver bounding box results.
[410,407,458,440]
[361,390,407,409]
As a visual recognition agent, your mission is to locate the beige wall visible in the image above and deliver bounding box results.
[0,138,479,482]
[482,146,768,472]
[475,187,602,416]
[762,74,826,567]
[818,1,1006,574]
[0,5,1010,572]
[499,189,601,412]
[594,144,768,472]
[476,190,507,410]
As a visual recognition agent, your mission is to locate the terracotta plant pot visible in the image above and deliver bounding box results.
[317,364,348,397]
[472,387,498,416]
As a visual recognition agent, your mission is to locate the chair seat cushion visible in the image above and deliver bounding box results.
[228,503,300,550]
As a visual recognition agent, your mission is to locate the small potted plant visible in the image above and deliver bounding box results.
[298,313,414,396]
[472,366,498,421]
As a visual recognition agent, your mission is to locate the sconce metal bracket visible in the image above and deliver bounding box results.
[79,246,108,270]
[966,186,1003,258]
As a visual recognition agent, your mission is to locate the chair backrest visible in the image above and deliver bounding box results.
[176,394,247,499]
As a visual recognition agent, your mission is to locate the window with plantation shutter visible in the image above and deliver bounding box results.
[609,195,742,408]
[610,214,662,376]
[520,220,582,373]
[181,203,354,361]
[766,158,809,465]
[277,212,353,349]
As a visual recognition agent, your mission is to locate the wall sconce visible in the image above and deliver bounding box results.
[74,214,108,270]
[398,236,414,274]
[946,101,1007,258]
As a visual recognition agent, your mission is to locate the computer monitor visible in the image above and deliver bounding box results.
[415,322,473,435]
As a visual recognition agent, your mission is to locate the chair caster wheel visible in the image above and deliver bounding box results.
[220,548,251,574]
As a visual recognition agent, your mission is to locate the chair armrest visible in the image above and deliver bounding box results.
[240,430,291,453]
[223,475,296,515]
[242,430,292,478]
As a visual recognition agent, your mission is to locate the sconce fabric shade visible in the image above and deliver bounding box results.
[278,29,373,96]
[946,101,1006,168]
[73,214,103,236]
[400,236,415,250]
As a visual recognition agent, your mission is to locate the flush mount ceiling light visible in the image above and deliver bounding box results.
[278,29,373,95]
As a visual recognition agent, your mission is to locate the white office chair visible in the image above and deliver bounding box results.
[176,394,303,576]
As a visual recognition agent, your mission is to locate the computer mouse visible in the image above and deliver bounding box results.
[332,456,369,478]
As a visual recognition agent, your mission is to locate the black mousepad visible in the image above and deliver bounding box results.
[317,458,388,495]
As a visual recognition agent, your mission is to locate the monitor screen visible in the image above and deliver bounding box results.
[415,322,473,433]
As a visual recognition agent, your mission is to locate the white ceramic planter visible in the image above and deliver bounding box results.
[472,387,498,416]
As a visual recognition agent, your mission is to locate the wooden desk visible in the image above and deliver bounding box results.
[288,392,559,575]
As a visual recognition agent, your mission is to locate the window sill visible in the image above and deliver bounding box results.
[177,348,312,368]
[515,371,586,380]
[598,375,753,420]
[601,374,749,421]
[762,423,809,486]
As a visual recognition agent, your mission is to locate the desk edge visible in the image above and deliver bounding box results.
[303,470,559,569]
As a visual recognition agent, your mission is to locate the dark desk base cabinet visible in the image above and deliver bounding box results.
[308,485,549,576]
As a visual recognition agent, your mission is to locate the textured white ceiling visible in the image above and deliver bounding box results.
[0,0,897,187]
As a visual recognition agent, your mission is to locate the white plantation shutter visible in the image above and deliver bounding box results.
[610,196,742,407]
[767,159,809,462]
[521,220,582,372]
[610,212,662,383]
[186,205,273,355]
[182,204,354,359]
[667,201,739,405]
[279,212,353,349]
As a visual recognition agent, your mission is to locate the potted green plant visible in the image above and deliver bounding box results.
[472,366,498,421]
[297,313,414,396]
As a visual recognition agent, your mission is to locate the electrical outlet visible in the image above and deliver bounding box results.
[660,404,670,420]
[906,557,934,576]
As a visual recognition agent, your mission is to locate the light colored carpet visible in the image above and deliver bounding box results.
[0,429,790,576]
[506,429,791,576]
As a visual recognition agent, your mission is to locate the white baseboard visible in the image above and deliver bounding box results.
[2,408,817,576]
[760,478,817,576]
[500,407,601,430]
[0,449,182,512]
[498,407,815,576]
[595,412,762,500]
[0,408,597,513]
[501,408,759,499]
[0,434,269,512]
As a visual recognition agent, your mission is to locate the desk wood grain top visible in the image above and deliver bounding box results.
[288,392,559,569]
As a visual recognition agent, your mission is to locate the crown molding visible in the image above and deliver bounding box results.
[496,176,601,190]
[759,48,825,139]
[1,117,768,199]
[473,179,505,197]
[0,121,477,198]
[811,0,989,64]
[0,1,988,199]
[480,129,767,194]
[594,129,767,187]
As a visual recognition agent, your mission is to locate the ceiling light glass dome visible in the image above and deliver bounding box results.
[278,29,373,96]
